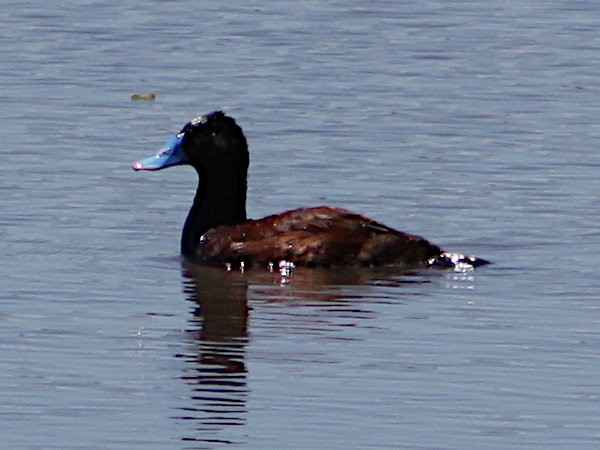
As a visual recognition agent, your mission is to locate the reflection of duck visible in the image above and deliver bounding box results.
[133,111,488,270]
[175,258,452,445]
[176,263,249,443]
[182,262,249,341]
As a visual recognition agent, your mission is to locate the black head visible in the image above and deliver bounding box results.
[178,111,249,171]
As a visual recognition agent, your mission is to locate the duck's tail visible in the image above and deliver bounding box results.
[427,252,490,271]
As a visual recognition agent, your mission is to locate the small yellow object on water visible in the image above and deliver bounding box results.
[131,92,156,101]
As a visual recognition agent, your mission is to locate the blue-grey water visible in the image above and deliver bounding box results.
[2,1,600,449]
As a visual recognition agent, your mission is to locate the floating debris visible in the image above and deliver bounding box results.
[131,92,156,101]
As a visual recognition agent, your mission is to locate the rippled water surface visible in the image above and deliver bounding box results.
[2,1,600,449]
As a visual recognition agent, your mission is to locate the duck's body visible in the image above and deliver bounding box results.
[195,206,442,268]
[133,111,488,270]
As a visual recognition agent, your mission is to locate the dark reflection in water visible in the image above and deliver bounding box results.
[175,262,250,447]
[173,261,446,446]
[247,265,440,305]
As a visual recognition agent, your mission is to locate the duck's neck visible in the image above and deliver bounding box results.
[181,169,247,257]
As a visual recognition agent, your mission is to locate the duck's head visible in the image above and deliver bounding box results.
[132,111,248,173]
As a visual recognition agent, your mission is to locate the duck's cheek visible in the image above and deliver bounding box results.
[132,134,188,171]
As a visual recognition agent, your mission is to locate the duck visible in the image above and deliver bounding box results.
[133,111,489,270]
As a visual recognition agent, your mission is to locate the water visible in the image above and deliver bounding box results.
[2,1,600,448]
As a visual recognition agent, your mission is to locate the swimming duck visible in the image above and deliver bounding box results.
[133,111,488,270]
